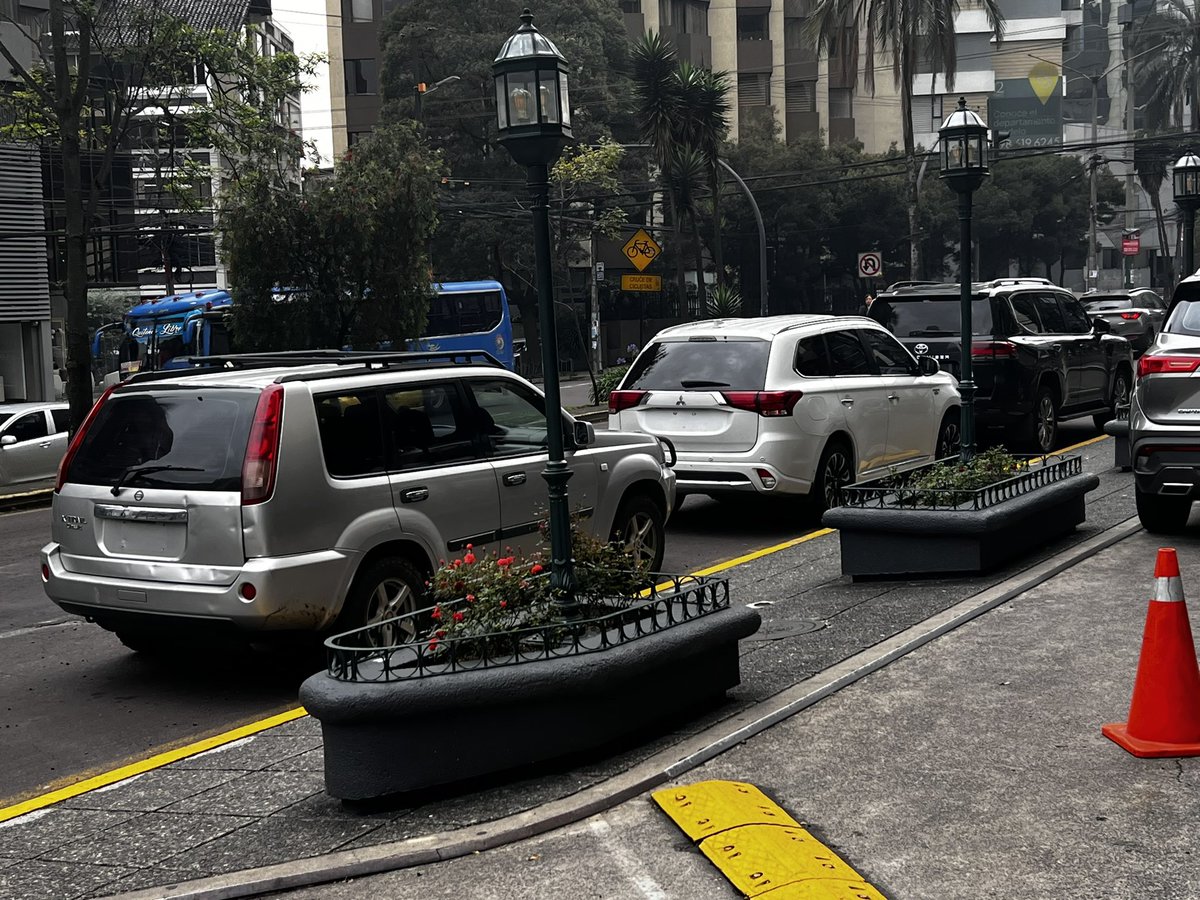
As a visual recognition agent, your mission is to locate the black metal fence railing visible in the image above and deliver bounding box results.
[325,572,731,684]
[838,453,1083,512]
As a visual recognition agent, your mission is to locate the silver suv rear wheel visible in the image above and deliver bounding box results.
[610,495,666,572]
[339,557,425,647]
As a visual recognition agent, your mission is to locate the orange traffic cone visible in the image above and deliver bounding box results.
[1102,548,1200,758]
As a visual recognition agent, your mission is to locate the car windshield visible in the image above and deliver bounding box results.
[64,389,260,491]
[1083,296,1134,310]
[1165,300,1200,337]
[874,296,993,337]
[624,339,770,391]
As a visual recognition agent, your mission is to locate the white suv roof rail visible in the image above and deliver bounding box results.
[978,277,1055,288]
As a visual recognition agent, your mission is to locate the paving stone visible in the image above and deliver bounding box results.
[162,770,326,817]
[79,866,198,899]
[264,747,325,773]
[160,815,386,875]
[259,717,320,738]
[0,859,137,900]
[0,808,137,859]
[61,769,239,813]
[40,812,252,869]
[172,735,322,772]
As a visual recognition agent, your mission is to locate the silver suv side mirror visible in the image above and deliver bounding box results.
[917,355,940,376]
[0,434,15,447]
[572,420,596,447]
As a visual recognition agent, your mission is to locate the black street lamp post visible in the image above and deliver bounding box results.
[1175,152,1200,278]
[938,97,991,463]
[494,9,577,612]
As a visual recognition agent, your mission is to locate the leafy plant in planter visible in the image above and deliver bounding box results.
[424,523,652,658]
[900,447,1026,507]
[592,363,630,405]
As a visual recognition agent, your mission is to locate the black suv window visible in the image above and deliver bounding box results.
[1009,295,1044,333]
[882,296,993,337]
[624,339,770,391]
[1057,295,1093,334]
[5,411,48,443]
[826,330,873,376]
[383,382,478,471]
[315,390,387,478]
[794,335,832,377]
[859,329,915,375]
[66,391,258,491]
[1032,294,1067,333]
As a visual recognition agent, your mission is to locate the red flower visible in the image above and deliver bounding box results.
[499,600,508,609]
[498,557,512,568]
[466,543,473,551]
[427,638,440,652]
[431,606,442,620]
[530,564,544,575]
[452,611,465,622]
[454,580,465,591]
[452,559,462,568]
[464,553,477,565]
[466,593,476,603]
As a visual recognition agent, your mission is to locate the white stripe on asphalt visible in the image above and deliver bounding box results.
[0,619,75,640]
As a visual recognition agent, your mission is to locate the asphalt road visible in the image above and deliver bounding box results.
[0,418,1102,808]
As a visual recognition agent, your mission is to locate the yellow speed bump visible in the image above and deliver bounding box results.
[652,780,885,899]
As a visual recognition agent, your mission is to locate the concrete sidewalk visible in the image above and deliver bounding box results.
[278,527,1200,899]
[0,439,1150,900]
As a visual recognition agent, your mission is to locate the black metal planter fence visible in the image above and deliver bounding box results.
[325,572,731,683]
[837,452,1083,512]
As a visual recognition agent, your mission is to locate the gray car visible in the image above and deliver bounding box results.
[41,354,676,651]
[1081,289,1167,355]
[1129,274,1200,533]
[0,402,69,488]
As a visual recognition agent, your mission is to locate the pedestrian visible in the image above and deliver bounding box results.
[860,294,874,316]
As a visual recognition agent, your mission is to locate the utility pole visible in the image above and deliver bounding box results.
[1122,9,1136,289]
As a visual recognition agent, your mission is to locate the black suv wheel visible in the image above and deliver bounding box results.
[1018,386,1058,454]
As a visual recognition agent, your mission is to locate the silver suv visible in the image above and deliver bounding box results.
[41,353,676,650]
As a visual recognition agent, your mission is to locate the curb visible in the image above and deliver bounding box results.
[573,409,607,423]
[102,514,1143,900]
[0,488,53,513]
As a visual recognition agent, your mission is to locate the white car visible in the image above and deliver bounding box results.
[0,402,70,488]
[608,316,962,512]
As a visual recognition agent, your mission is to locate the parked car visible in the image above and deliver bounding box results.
[607,315,960,512]
[1080,288,1167,355]
[871,278,1135,453]
[0,402,69,488]
[41,352,676,651]
[1129,273,1200,533]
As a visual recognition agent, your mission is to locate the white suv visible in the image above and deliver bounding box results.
[608,316,961,511]
[42,352,676,650]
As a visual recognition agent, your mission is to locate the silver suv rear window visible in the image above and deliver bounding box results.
[65,390,259,491]
[624,339,770,391]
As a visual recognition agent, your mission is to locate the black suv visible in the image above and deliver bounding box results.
[869,278,1135,452]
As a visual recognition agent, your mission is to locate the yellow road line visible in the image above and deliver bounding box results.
[690,529,836,579]
[653,780,885,899]
[0,706,307,824]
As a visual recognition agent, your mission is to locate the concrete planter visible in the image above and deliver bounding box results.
[300,581,760,801]
[822,465,1099,579]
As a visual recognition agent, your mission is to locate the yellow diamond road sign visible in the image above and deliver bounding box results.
[622,228,662,272]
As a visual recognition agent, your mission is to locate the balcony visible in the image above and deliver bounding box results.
[670,30,712,67]
[784,46,818,82]
[622,11,646,41]
[829,117,855,143]
[737,39,773,72]
[786,111,820,141]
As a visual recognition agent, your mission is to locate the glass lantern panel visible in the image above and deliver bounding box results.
[538,70,559,124]
[1175,170,1185,197]
[559,71,571,126]
[1186,170,1200,198]
[947,137,966,169]
[966,134,981,168]
[495,77,508,130]
[507,71,537,126]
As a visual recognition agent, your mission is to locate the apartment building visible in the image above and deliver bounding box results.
[132,2,303,298]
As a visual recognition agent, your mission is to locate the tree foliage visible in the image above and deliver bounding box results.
[221,123,444,351]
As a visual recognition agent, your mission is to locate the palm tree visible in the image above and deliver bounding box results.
[1133,139,1179,292]
[1134,0,1200,132]
[806,0,1004,278]
[631,33,731,316]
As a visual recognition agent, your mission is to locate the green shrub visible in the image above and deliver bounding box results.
[592,364,630,406]
[904,447,1026,507]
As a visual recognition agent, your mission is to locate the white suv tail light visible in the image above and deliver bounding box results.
[720,390,803,417]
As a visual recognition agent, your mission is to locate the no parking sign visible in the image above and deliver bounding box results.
[857,252,882,279]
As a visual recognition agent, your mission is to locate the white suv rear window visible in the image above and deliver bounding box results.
[624,339,770,391]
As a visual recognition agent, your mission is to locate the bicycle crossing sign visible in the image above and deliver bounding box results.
[622,228,662,272]
[857,251,883,279]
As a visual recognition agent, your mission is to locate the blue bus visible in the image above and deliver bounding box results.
[93,280,515,380]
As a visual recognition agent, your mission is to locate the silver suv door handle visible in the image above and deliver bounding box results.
[400,487,429,503]
[840,398,854,407]
[887,394,899,402]
[1049,344,1062,352]
[502,472,527,486]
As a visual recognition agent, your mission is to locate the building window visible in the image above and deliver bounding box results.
[344,58,378,95]
[784,18,810,50]
[689,1,708,35]
[347,0,373,22]
[348,130,372,146]
[737,11,769,41]
[618,0,641,11]
[785,80,816,113]
[738,72,770,106]
[912,95,943,133]
[829,87,852,118]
